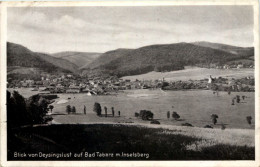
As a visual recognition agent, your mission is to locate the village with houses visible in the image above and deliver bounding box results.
[7,63,255,95]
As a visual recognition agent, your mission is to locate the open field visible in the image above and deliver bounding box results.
[8,124,254,160]
[49,89,254,129]
[121,67,254,81]
[9,88,255,129]
[8,88,49,98]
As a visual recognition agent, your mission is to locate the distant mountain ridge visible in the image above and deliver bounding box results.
[7,41,254,78]
[7,42,79,74]
[192,41,253,56]
[51,51,101,69]
[82,42,254,77]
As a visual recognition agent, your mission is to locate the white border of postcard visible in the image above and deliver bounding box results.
[0,0,259,167]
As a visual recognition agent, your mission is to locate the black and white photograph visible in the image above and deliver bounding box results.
[0,0,259,166]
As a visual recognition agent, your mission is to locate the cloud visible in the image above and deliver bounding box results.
[58,15,86,29]
[7,6,254,53]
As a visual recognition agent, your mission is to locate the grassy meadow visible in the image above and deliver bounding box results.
[49,89,254,129]
[8,124,254,160]
[121,67,254,81]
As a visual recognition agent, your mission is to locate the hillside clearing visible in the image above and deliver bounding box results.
[121,67,254,81]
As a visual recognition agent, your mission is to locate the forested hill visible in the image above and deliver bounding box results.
[51,51,101,69]
[7,42,79,73]
[82,42,254,77]
[87,48,134,69]
[192,41,254,56]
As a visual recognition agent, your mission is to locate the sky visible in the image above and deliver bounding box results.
[7,6,254,53]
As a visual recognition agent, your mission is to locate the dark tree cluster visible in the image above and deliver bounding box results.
[66,105,76,114]
[139,110,154,120]
[7,91,51,128]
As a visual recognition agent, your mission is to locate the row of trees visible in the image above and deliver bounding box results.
[93,102,120,117]
[66,105,76,114]
[82,102,254,127]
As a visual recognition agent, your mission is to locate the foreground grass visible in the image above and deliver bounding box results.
[8,124,254,160]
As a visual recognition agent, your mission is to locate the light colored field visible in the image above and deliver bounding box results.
[138,123,254,148]
[121,67,254,81]
[8,88,49,98]
[46,89,255,130]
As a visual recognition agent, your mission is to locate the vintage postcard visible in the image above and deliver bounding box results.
[0,0,259,167]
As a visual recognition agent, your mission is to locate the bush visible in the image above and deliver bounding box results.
[134,112,139,117]
[204,125,213,129]
[150,120,160,124]
[93,102,102,116]
[211,114,218,125]
[221,124,226,130]
[139,110,154,120]
[246,116,252,125]
[181,123,193,127]
[172,112,180,120]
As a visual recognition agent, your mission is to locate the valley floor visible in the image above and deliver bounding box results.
[49,89,254,129]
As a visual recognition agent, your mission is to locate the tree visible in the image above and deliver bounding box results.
[93,102,102,116]
[37,97,49,120]
[7,91,31,127]
[246,116,252,125]
[231,99,235,105]
[167,111,170,119]
[26,94,50,124]
[111,107,115,117]
[84,105,86,115]
[72,106,76,114]
[236,95,240,103]
[211,114,218,125]
[7,91,51,127]
[104,106,107,117]
[66,105,71,114]
[49,105,54,113]
[172,112,180,120]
